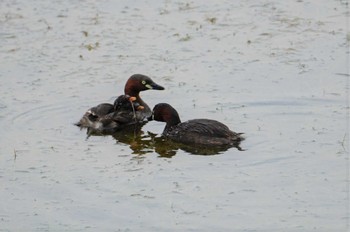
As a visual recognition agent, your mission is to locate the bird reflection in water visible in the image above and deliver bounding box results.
[85,125,243,157]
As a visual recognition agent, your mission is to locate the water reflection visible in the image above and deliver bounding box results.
[83,125,243,157]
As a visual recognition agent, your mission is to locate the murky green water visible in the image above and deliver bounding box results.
[1,0,349,231]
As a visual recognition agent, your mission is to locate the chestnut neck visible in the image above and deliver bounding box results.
[124,84,139,98]
[124,84,148,110]
[163,108,181,131]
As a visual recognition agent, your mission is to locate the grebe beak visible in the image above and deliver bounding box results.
[146,82,165,90]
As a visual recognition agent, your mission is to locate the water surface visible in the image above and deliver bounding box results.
[0,0,349,231]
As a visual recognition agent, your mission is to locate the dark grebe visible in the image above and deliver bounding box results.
[76,74,164,132]
[150,103,244,146]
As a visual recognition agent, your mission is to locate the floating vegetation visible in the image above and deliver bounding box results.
[159,8,170,15]
[84,42,99,51]
[178,34,191,42]
[187,20,197,26]
[91,13,99,24]
[178,2,194,11]
[7,48,20,53]
[4,12,23,21]
[206,17,217,24]
[38,19,52,30]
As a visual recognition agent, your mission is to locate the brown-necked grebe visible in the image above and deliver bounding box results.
[76,74,164,132]
[150,103,244,146]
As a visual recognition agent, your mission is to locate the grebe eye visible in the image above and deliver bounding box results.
[142,80,146,85]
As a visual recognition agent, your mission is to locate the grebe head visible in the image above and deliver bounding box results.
[124,74,164,96]
[151,103,181,126]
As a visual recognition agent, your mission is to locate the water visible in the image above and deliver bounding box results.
[0,0,349,231]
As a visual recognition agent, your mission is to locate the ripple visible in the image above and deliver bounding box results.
[11,99,98,126]
[5,99,96,145]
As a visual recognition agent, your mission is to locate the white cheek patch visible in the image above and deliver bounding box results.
[145,84,152,89]
[94,121,103,129]
[87,110,96,116]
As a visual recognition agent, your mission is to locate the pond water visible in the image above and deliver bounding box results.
[0,0,349,231]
